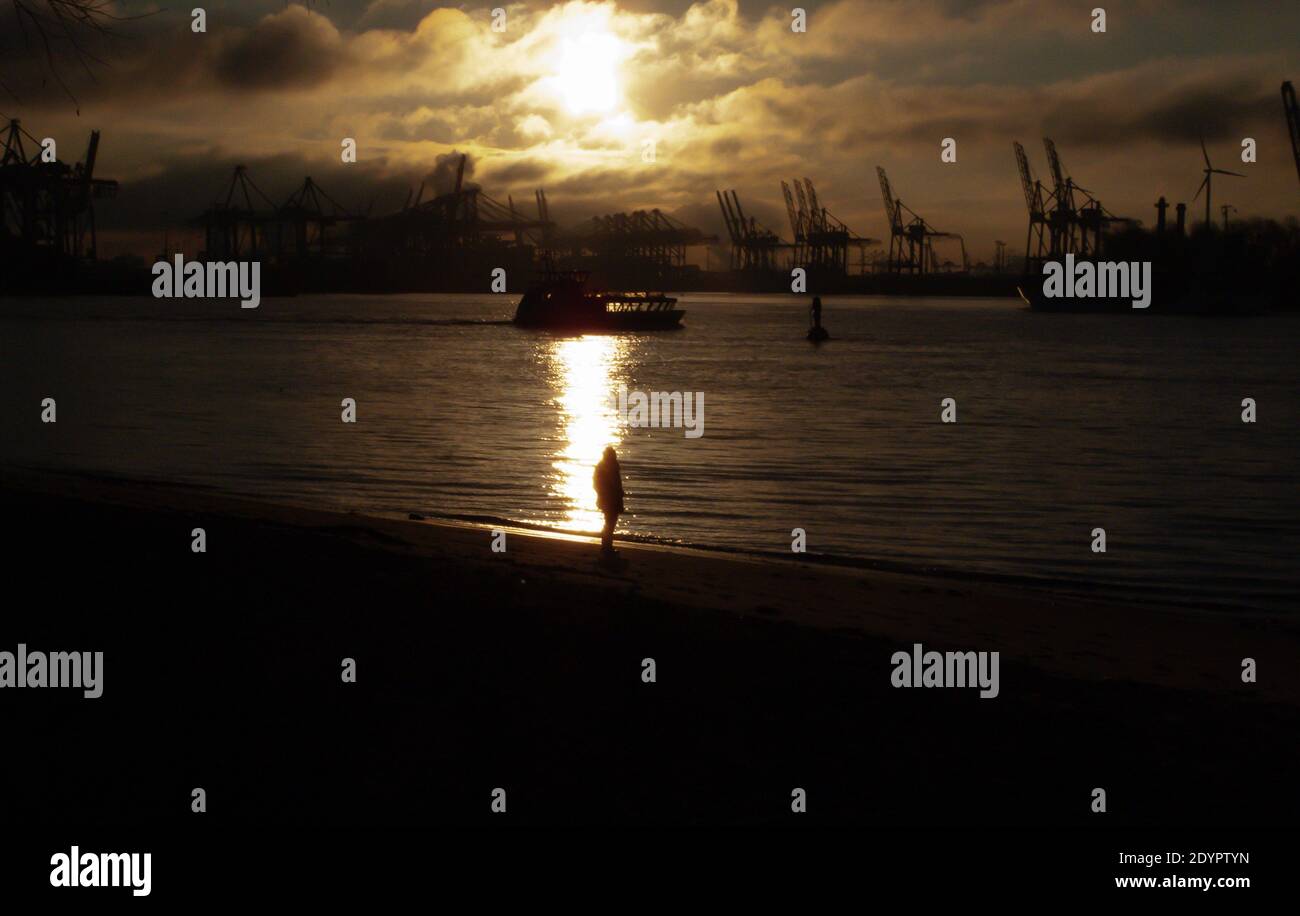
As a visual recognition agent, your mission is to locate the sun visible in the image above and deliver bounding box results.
[554,31,626,115]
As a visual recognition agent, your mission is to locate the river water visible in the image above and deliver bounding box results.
[2,293,1296,613]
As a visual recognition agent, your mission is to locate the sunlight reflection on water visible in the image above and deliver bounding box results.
[545,335,628,532]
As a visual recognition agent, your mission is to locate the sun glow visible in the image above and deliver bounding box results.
[554,30,626,114]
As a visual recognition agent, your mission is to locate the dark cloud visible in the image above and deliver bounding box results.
[933,0,1016,21]
[213,6,344,92]
[711,137,742,157]
[895,115,1009,145]
[1043,80,1280,147]
[549,167,657,197]
[481,157,555,186]
[376,111,459,143]
[0,4,347,106]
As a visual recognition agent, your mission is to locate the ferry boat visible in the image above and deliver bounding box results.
[513,270,684,331]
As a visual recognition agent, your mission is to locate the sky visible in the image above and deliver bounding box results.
[2,0,1297,261]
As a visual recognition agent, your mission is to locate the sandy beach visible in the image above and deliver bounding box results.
[2,467,1296,828]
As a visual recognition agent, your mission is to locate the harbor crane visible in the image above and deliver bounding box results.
[577,208,715,271]
[1014,139,1133,274]
[199,165,280,259]
[1013,141,1051,275]
[782,177,876,274]
[1,118,117,261]
[876,166,967,275]
[1043,137,1134,254]
[716,188,782,271]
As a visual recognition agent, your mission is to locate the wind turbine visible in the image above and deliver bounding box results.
[1193,138,1244,228]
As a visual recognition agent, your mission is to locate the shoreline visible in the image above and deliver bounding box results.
[9,463,1285,620]
[410,512,1278,618]
[5,466,1299,826]
[6,464,1298,706]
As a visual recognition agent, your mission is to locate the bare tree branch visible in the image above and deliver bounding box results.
[7,0,151,111]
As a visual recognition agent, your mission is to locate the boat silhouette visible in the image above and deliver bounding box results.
[513,270,684,331]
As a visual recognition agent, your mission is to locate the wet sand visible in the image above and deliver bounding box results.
[2,468,1297,826]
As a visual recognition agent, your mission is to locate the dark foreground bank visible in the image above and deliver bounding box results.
[1,471,1297,832]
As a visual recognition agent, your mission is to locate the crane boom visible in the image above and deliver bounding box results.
[780,180,801,240]
[1013,142,1039,215]
[728,189,748,230]
[792,179,811,228]
[1043,137,1067,201]
[876,166,898,233]
[803,177,822,231]
[715,190,736,241]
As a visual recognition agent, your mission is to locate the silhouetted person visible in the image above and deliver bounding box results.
[593,446,625,554]
[810,296,823,329]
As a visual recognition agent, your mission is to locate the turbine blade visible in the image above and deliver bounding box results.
[1213,169,1247,178]
[1192,176,1208,201]
[1200,137,1210,168]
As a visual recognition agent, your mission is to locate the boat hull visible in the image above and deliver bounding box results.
[515,310,685,331]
